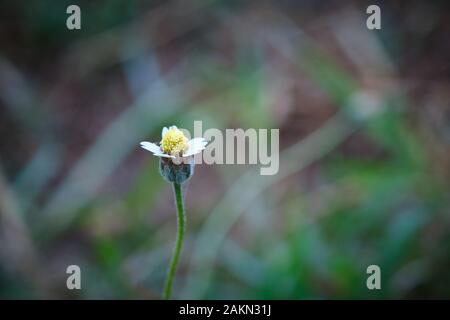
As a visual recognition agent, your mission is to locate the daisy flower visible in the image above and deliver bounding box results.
[139,125,208,299]
[140,126,207,160]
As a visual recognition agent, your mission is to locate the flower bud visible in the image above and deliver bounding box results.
[159,157,195,184]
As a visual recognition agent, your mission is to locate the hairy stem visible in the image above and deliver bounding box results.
[162,182,185,299]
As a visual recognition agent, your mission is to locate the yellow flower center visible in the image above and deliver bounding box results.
[160,127,189,155]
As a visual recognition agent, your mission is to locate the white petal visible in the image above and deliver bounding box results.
[184,137,208,157]
[154,153,176,159]
[161,127,169,138]
[140,141,162,154]
[140,141,177,159]
[170,125,178,130]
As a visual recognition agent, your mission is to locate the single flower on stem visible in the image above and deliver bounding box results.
[140,125,207,299]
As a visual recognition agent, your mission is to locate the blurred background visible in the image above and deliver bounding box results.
[0,0,449,299]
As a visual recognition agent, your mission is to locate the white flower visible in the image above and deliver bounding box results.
[140,126,207,160]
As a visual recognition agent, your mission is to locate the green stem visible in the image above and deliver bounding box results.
[162,182,185,300]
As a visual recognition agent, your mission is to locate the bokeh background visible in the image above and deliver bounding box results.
[0,0,449,299]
